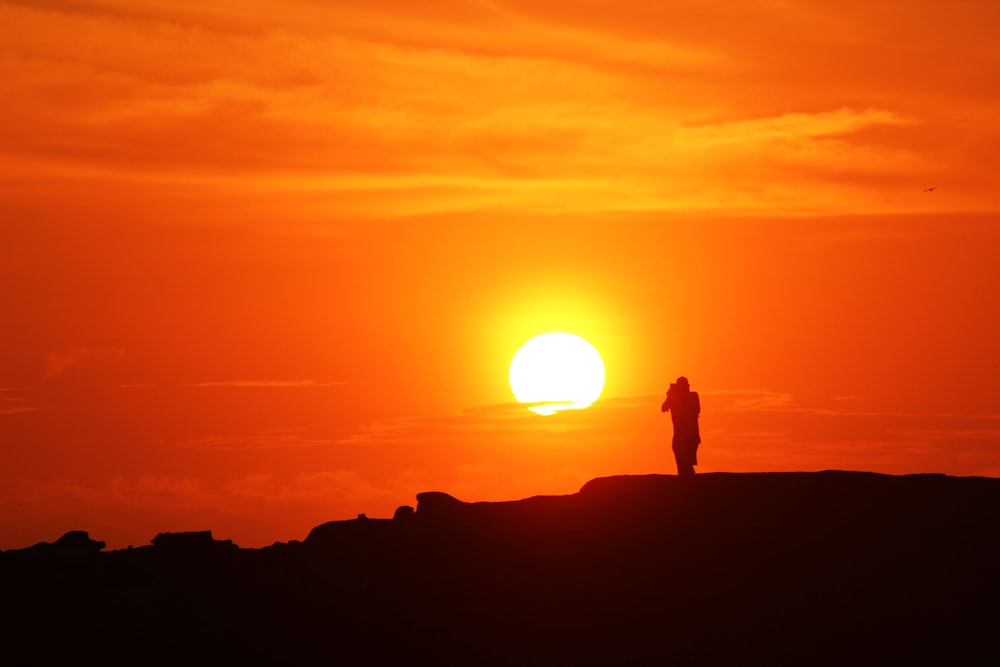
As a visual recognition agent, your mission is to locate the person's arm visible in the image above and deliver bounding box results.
[661,394,670,412]
[693,392,701,417]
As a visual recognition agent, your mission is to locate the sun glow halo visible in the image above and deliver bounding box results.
[509,332,606,415]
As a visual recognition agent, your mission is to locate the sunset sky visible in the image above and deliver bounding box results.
[2,0,999,550]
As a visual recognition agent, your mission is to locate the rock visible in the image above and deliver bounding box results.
[2,472,1000,664]
[304,517,395,547]
[17,530,107,556]
[53,530,106,553]
[415,491,465,520]
[150,530,237,553]
[393,505,415,521]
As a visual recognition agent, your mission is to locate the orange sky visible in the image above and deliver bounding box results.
[2,0,999,549]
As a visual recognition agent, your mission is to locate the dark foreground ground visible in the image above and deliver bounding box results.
[3,471,999,665]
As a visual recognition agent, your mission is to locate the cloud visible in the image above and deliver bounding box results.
[704,389,798,411]
[333,388,965,451]
[175,429,345,450]
[895,428,1000,442]
[673,108,909,148]
[706,388,1000,421]
[44,346,126,377]
[24,467,391,512]
[18,475,214,514]
[4,0,998,218]
[0,406,37,416]
[188,379,346,388]
[224,470,393,505]
[0,388,36,416]
[8,468,410,548]
[333,399,605,447]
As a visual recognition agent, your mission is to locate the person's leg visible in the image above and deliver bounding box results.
[675,443,695,477]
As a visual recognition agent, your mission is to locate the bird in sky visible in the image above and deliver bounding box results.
[923,186,936,192]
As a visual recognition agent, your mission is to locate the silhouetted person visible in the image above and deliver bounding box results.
[661,376,701,477]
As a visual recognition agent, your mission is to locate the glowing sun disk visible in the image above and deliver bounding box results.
[509,332,606,415]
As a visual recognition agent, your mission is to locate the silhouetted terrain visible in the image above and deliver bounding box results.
[3,472,998,665]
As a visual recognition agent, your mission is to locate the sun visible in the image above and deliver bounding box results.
[509,332,606,415]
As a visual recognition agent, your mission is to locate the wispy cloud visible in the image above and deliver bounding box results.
[188,379,346,388]
[4,0,997,217]
[706,388,1000,420]
[0,388,36,416]
[24,467,394,515]
[897,428,1000,442]
[704,389,798,410]
[223,470,393,506]
[44,347,126,377]
[0,406,37,416]
[175,429,345,450]
[333,399,606,447]
[10,467,411,548]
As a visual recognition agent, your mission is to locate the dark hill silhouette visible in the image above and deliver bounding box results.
[3,471,999,665]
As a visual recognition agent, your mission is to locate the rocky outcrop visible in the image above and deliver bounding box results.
[304,516,395,547]
[393,504,415,520]
[54,530,106,553]
[2,472,998,665]
[4,530,107,559]
[414,491,466,519]
[150,530,237,553]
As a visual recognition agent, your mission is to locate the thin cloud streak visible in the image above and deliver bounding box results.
[0,388,37,416]
[175,430,347,450]
[44,347,127,377]
[188,380,347,388]
[0,406,37,416]
[370,390,1000,436]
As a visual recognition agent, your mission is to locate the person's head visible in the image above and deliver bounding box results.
[676,376,689,389]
